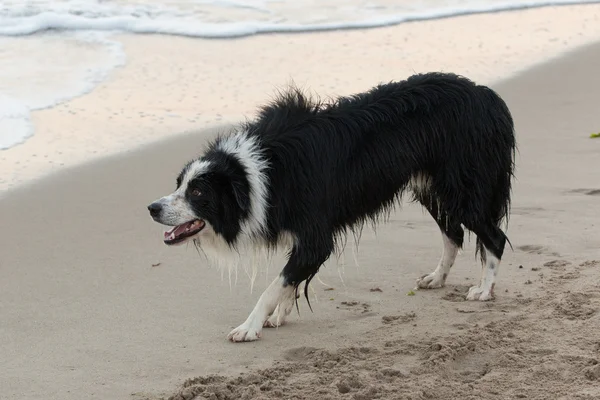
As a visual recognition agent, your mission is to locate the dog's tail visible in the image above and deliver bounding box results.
[473,177,514,264]
[475,87,516,263]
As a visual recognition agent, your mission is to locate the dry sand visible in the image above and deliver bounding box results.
[2,4,600,192]
[2,11,600,400]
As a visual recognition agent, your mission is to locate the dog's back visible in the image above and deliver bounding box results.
[248,72,515,240]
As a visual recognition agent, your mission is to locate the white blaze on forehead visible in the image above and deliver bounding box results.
[178,160,212,194]
[152,160,212,226]
[215,131,269,238]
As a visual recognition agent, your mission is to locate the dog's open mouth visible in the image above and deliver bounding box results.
[163,220,205,245]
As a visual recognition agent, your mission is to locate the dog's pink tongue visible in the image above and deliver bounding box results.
[164,223,191,240]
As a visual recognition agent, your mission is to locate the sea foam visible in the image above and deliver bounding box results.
[0,94,33,151]
[0,32,125,150]
[1,0,598,151]
[1,0,599,38]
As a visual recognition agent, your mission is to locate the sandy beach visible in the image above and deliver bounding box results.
[2,4,600,193]
[1,4,600,400]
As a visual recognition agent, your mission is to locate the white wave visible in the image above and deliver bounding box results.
[0,32,125,150]
[0,94,34,150]
[1,0,598,151]
[0,0,599,38]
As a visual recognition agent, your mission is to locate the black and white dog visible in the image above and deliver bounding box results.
[148,72,516,342]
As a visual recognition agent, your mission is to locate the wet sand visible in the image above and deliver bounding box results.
[1,15,600,400]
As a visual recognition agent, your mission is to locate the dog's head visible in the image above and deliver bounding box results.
[147,154,252,246]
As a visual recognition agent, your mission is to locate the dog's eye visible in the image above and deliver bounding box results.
[191,189,202,196]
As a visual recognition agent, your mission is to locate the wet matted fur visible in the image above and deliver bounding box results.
[148,72,516,342]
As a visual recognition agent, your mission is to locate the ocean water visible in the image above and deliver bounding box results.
[1,0,598,150]
[0,32,124,149]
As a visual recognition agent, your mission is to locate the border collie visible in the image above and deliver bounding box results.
[148,72,516,342]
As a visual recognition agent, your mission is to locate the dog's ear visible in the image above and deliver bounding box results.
[230,178,251,214]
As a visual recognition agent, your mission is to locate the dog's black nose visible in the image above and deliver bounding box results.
[148,202,163,217]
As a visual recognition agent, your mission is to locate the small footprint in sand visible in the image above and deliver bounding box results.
[442,285,470,302]
[382,312,416,325]
[512,206,545,216]
[567,188,600,196]
[543,259,571,269]
[338,301,372,313]
[517,245,560,257]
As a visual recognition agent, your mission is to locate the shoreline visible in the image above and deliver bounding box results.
[2,37,599,202]
[2,40,600,400]
[4,0,600,38]
[1,3,600,195]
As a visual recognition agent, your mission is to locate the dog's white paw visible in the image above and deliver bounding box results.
[227,323,262,342]
[264,306,286,328]
[263,315,285,328]
[416,271,446,289]
[466,285,494,301]
[263,301,294,328]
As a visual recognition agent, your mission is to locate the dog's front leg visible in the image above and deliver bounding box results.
[227,235,332,342]
[263,291,300,328]
[227,274,295,342]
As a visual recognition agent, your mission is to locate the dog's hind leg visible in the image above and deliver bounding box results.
[416,199,464,289]
[465,222,507,301]
[416,230,462,289]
